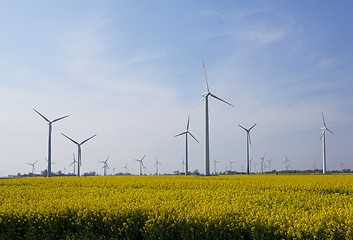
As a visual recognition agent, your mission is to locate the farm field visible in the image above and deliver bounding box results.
[1,175,353,239]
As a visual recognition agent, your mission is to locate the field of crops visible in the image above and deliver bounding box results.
[0,175,353,239]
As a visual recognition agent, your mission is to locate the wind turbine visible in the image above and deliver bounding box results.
[155,157,161,175]
[175,115,199,175]
[181,159,185,174]
[135,155,146,175]
[259,155,265,173]
[69,153,77,175]
[33,109,69,177]
[340,162,345,172]
[61,133,97,177]
[229,160,235,172]
[99,156,110,176]
[284,156,290,171]
[27,160,38,175]
[267,159,273,172]
[200,62,234,175]
[320,112,334,174]
[123,163,129,174]
[213,158,219,174]
[239,123,257,175]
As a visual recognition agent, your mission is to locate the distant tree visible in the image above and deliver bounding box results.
[84,172,97,176]
[192,170,200,175]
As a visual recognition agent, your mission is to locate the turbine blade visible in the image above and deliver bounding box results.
[238,124,248,132]
[33,108,50,123]
[249,123,257,131]
[186,115,190,131]
[105,156,110,162]
[203,62,210,92]
[62,133,79,145]
[69,161,75,167]
[81,134,97,145]
[188,131,199,143]
[199,93,209,103]
[174,132,187,137]
[321,112,327,127]
[209,93,234,107]
[52,115,69,123]
[141,155,146,161]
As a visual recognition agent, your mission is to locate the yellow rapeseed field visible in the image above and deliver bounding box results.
[0,175,353,239]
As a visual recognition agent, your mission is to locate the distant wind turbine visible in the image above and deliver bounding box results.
[27,160,38,175]
[62,133,97,177]
[155,157,161,175]
[69,153,77,175]
[267,159,273,172]
[175,115,199,175]
[320,112,334,174]
[284,156,290,171]
[259,155,265,173]
[181,159,185,174]
[213,158,219,174]
[229,160,235,172]
[239,123,257,175]
[99,156,110,176]
[33,109,69,177]
[123,163,129,174]
[135,155,146,175]
[200,62,234,176]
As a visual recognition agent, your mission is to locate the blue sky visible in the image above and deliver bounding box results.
[0,1,352,176]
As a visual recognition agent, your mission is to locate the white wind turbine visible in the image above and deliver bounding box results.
[213,158,219,174]
[239,123,257,175]
[155,157,161,175]
[200,62,234,176]
[284,156,290,171]
[61,133,97,177]
[259,155,265,173]
[69,153,78,175]
[135,155,146,175]
[123,163,129,174]
[320,112,334,174]
[175,115,199,175]
[99,156,110,176]
[33,109,69,177]
[229,160,235,172]
[27,160,38,175]
[180,159,185,174]
[267,159,273,172]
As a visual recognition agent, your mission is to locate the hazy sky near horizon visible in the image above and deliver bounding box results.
[0,1,352,176]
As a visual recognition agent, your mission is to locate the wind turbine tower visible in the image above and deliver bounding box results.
[175,116,199,175]
[320,112,334,174]
[33,109,69,177]
[239,123,257,175]
[135,155,146,175]
[99,156,110,176]
[200,63,234,176]
[62,133,97,177]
